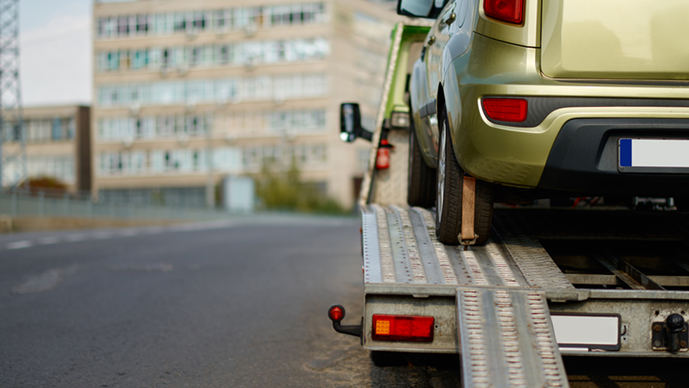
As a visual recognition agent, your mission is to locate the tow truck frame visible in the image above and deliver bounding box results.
[330,23,689,387]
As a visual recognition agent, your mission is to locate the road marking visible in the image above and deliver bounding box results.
[92,232,113,239]
[1,220,242,251]
[37,236,59,245]
[7,240,32,250]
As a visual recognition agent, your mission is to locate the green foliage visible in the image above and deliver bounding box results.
[255,159,348,214]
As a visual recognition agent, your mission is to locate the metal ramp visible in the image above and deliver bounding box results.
[457,288,568,388]
[361,204,575,293]
[362,204,572,386]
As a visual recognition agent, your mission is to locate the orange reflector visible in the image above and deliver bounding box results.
[482,98,528,123]
[375,319,391,335]
[372,314,434,342]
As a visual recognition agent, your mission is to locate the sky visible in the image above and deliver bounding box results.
[20,0,91,106]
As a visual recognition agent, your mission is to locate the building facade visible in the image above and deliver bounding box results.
[2,105,91,193]
[92,0,398,208]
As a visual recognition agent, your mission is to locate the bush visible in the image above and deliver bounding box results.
[255,159,348,214]
[18,176,68,195]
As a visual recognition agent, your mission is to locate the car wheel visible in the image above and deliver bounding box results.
[407,121,436,207]
[435,111,494,245]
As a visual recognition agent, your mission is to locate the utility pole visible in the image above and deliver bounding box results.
[0,0,26,189]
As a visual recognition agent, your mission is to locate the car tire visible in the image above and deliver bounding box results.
[407,121,436,207]
[435,111,494,245]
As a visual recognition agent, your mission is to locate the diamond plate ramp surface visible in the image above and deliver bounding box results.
[457,288,569,388]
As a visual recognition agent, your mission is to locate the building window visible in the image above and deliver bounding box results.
[173,13,187,32]
[191,11,207,30]
[51,118,62,141]
[97,74,327,107]
[96,3,327,39]
[96,38,329,73]
[136,15,149,34]
[117,15,129,35]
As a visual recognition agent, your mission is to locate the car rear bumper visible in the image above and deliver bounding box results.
[455,96,689,192]
[538,118,689,196]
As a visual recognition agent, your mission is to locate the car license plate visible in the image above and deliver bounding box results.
[551,314,620,351]
[619,138,689,168]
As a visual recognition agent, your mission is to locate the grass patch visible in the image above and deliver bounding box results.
[255,159,348,215]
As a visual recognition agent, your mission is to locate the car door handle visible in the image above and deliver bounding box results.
[419,99,437,118]
[427,35,436,47]
[443,12,456,25]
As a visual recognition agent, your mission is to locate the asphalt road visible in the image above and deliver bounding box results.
[0,215,460,387]
[1,215,686,387]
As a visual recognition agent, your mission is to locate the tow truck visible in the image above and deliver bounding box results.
[329,23,689,387]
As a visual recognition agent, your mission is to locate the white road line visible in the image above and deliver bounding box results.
[37,236,59,245]
[170,221,237,232]
[7,240,33,250]
[92,232,113,240]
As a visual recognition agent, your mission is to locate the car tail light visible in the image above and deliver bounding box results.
[484,0,525,24]
[482,98,528,123]
[372,314,434,342]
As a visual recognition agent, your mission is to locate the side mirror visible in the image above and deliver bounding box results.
[397,0,448,18]
[340,102,372,143]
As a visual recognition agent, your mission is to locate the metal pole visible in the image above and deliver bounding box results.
[10,188,16,216]
[38,191,44,216]
[205,114,214,208]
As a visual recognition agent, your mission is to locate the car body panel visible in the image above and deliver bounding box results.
[445,33,689,189]
[475,0,540,47]
[410,59,437,167]
[408,0,689,193]
[413,0,477,167]
[541,0,689,80]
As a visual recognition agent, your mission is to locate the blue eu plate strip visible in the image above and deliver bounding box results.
[619,139,632,167]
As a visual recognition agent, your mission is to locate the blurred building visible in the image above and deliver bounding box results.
[2,105,91,193]
[92,0,399,208]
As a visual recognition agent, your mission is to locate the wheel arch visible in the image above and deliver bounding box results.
[436,73,463,170]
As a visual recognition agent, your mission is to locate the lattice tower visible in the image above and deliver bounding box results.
[0,0,25,188]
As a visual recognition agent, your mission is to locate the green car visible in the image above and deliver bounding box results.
[400,0,689,245]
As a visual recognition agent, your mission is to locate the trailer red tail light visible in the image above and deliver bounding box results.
[328,305,345,322]
[372,314,434,342]
[482,98,528,123]
[484,0,525,25]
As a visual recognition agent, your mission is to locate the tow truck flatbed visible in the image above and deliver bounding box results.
[330,22,689,387]
[359,204,689,386]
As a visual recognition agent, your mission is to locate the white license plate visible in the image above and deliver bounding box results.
[619,138,689,168]
[551,314,620,351]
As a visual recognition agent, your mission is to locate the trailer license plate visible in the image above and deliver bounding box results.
[551,314,620,351]
[619,138,689,169]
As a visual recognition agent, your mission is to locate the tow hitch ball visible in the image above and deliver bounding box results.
[652,313,688,352]
[328,305,362,338]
